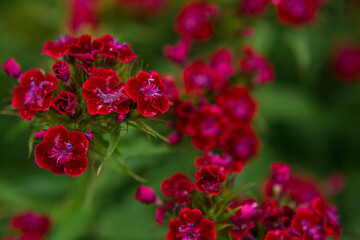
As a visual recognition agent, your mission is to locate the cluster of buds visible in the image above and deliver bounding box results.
[136,162,341,240]
[3,33,170,177]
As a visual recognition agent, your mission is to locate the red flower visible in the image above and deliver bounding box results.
[230,199,258,239]
[135,185,160,205]
[241,0,270,16]
[42,34,78,59]
[11,69,58,121]
[52,91,77,114]
[215,87,256,123]
[332,43,360,82]
[161,173,194,205]
[10,211,51,240]
[34,125,89,177]
[195,152,243,174]
[210,48,235,80]
[275,0,319,25]
[220,124,259,162]
[156,202,174,225]
[126,71,169,117]
[183,61,225,95]
[256,199,279,224]
[239,46,275,85]
[175,2,218,41]
[271,162,291,183]
[52,60,71,83]
[174,100,195,134]
[68,0,99,33]
[187,105,228,151]
[166,208,216,240]
[3,58,21,79]
[68,34,104,75]
[97,34,137,63]
[195,166,226,195]
[161,74,180,103]
[82,68,130,115]
[163,38,191,65]
[265,230,300,240]
[291,209,324,240]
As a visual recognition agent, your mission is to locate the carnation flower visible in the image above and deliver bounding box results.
[230,198,258,239]
[291,209,324,239]
[241,0,270,16]
[42,34,78,58]
[163,38,191,65]
[52,91,77,114]
[126,71,169,117]
[135,185,160,204]
[271,162,291,183]
[274,0,319,25]
[52,60,71,83]
[161,74,180,103]
[11,69,58,121]
[166,208,216,240]
[210,48,235,80]
[3,58,21,79]
[97,34,137,63]
[68,0,99,33]
[332,43,360,82]
[10,211,51,240]
[195,166,226,195]
[34,125,89,177]
[195,152,243,174]
[161,173,194,205]
[82,68,130,115]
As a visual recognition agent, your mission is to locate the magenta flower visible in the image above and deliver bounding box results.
[161,173,194,205]
[34,125,89,177]
[34,130,47,140]
[68,0,99,33]
[161,74,180,103]
[275,0,319,25]
[97,34,137,63]
[163,38,191,65]
[265,230,299,240]
[135,185,160,204]
[195,166,226,195]
[332,43,360,82]
[126,71,169,117]
[210,48,235,80]
[241,0,270,16]
[52,60,71,83]
[42,34,78,59]
[271,162,291,183]
[230,199,258,239]
[3,58,21,79]
[52,91,77,114]
[10,211,51,240]
[195,152,243,174]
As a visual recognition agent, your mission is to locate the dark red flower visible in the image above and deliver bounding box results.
[52,60,71,83]
[187,105,228,151]
[265,230,300,240]
[174,100,195,135]
[42,34,78,59]
[220,124,259,162]
[230,199,258,239]
[195,152,243,174]
[161,173,194,205]
[97,34,137,63]
[52,91,77,114]
[34,125,89,177]
[183,61,225,94]
[239,46,275,85]
[332,43,360,82]
[135,185,160,205]
[275,0,319,25]
[11,69,58,121]
[210,48,235,80]
[175,2,218,41]
[163,38,191,65]
[161,74,180,103]
[195,166,226,195]
[68,34,104,75]
[271,162,291,184]
[82,68,130,115]
[256,199,279,224]
[10,211,51,240]
[291,209,324,240]
[68,0,99,33]
[166,208,216,240]
[34,130,47,140]
[3,58,21,79]
[126,71,169,117]
[241,0,270,16]
[215,87,256,123]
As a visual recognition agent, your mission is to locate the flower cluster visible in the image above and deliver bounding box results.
[3,211,51,240]
[3,33,170,177]
[135,162,342,240]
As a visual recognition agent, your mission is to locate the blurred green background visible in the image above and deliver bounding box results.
[0,0,360,239]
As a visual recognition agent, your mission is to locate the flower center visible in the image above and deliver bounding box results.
[140,77,162,97]
[202,117,221,136]
[192,73,210,87]
[177,223,200,240]
[50,142,73,165]
[24,81,42,106]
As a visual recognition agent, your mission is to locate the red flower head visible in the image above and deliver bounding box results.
[210,48,235,80]
[166,208,216,240]
[3,58,21,79]
[195,152,243,174]
[163,38,192,65]
[97,34,137,63]
[332,43,360,82]
[10,211,51,240]
[42,34,78,59]
[161,173,194,205]
[220,124,259,162]
[183,61,225,95]
[290,209,324,240]
[265,230,300,240]
[52,60,71,83]
[215,87,256,123]
[68,0,99,33]
[256,199,279,224]
[68,34,104,75]
[161,74,180,103]
[126,71,169,117]
[174,100,195,134]
[82,68,130,115]
[34,130,47,140]
[275,0,319,25]
[239,46,275,85]
[11,70,58,121]
[230,198,258,239]
[187,105,228,151]
[241,0,271,16]
[271,162,291,184]
[53,91,77,114]
[195,166,226,195]
[175,2,218,41]
[135,185,160,205]
[34,125,89,177]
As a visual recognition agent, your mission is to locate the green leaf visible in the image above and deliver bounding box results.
[104,131,122,162]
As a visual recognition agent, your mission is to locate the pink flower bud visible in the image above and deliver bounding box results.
[34,130,47,140]
[52,91,77,114]
[52,60,71,83]
[167,131,182,145]
[3,58,21,79]
[118,114,126,122]
[84,131,94,141]
[271,162,290,183]
[135,185,159,204]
